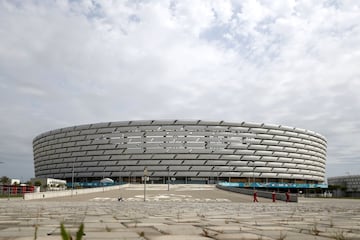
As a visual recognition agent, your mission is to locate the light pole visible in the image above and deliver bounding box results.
[71,159,75,196]
[252,160,255,190]
[167,166,170,191]
[102,168,105,192]
[144,167,148,202]
[119,166,121,190]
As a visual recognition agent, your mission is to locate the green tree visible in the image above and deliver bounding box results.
[26,181,33,186]
[0,176,10,184]
[34,180,42,187]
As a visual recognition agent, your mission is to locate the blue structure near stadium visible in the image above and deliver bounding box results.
[219,182,328,189]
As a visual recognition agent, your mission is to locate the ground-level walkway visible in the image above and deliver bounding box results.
[44,184,272,203]
[0,184,359,239]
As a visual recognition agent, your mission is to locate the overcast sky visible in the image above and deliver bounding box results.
[0,0,359,181]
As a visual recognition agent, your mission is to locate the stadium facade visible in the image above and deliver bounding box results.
[33,120,327,187]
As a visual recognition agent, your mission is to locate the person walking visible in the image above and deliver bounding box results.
[286,190,290,202]
[253,190,259,202]
[272,191,276,202]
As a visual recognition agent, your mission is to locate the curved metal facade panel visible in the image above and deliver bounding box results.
[33,120,327,183]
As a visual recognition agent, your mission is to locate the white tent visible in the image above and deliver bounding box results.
[100,178,114,183]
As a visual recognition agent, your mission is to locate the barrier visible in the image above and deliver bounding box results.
[23,184,129,200]
[216,184,298,202]
[1,185,35,195]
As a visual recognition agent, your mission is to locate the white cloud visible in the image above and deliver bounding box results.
[0,0,359,179]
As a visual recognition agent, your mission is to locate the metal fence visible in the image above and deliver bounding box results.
[216,184,298,202]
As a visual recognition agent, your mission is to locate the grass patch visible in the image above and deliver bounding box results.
[60,223,85,240]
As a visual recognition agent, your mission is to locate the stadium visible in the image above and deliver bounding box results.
[33,120,327,188]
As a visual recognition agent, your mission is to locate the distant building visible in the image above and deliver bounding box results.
[328,175,360,197]
[33,120,327,188]
[10,179,20,185]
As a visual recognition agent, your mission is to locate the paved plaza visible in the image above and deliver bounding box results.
[1,184,360,240]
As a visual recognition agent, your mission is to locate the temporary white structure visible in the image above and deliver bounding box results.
[100,178,114,183]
